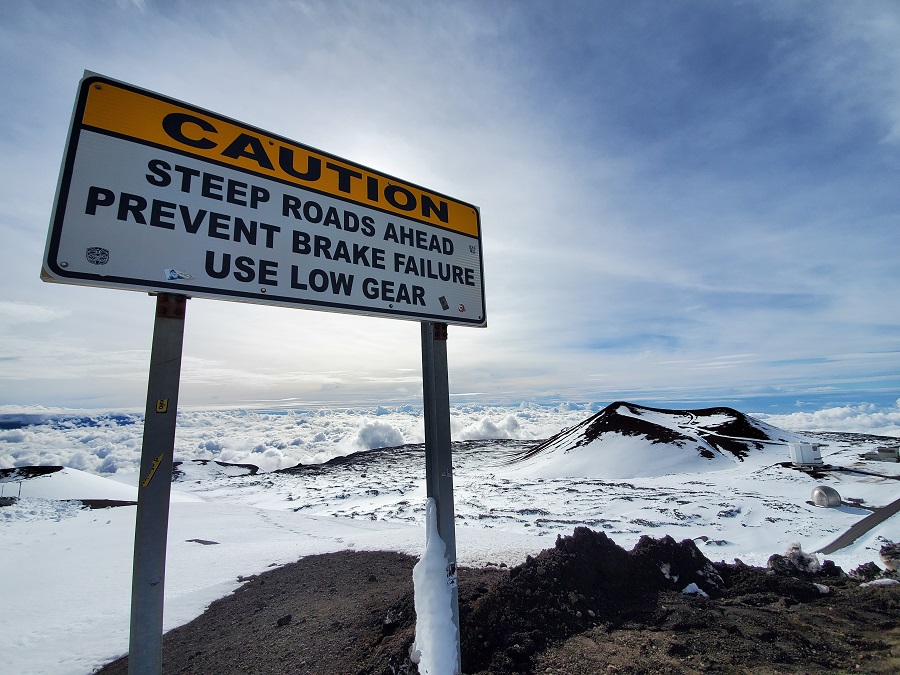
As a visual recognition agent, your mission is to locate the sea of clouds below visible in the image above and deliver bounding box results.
[0,400,898,476]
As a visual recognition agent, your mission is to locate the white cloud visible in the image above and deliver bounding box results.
[757,400,900,437]
[353,419,406,450]
[0,301,69,326]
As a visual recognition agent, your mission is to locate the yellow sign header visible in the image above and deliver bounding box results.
[79,77,479,237]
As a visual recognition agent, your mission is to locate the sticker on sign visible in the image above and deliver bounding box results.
[42,73,486,327]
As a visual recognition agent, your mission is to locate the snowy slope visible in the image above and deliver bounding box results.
[1,465,201,503]
[508,402,808,478]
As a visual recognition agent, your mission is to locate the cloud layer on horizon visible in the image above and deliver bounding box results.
[1,399,897,477]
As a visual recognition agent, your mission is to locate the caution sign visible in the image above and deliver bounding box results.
[43,73,486,326]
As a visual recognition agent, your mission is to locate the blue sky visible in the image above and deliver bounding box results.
[0,0,898,413]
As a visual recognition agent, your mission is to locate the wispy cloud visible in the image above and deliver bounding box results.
[0,301,69,325]
[1,0,897,410]
[758,399,900,437]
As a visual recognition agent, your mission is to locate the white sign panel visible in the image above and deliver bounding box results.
[43,74,486,327]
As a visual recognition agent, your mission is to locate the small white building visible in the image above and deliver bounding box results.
[788,442,824,466]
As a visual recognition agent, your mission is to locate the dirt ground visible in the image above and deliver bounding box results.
[97,529,900,675]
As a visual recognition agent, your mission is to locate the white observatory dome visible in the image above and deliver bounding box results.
[811,485,841,507]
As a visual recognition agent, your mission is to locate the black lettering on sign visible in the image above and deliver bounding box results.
[332,240,351,264]
[282,194,326,222]
[342,210,359,233]
[85,186,115,215]
[308,269,329,292]
[283,194,302,219]
[290,230,386,269]
[314,235,331,259]
[258,223,279,248]
[84,187,280,246]
[289,266,354,295]
[226,219,280,248]
[118,193,148,224]
[206,251,231,279]
[282,193,377,237]
[221,133,275,170]
[352,245,371,267]
[362,278,426,305]
[205,251,278,285]
[371,247,386,269]
[146,159,172,187]
[323,206,341,229]
[365,176,449,223]
[292,230,311,254]
[159,115,452,226]
[250,186,269,209]
[233,218,256,245]
[150,200,177,230]
[233,255,256,282]
[180,205,207,234]
[383,223,454,254]
[173,165,201,192]
[207,212,230,240]
[421,194,448,224]
[162,113,217,150]
[325,162,362,193]
[279,147,321,181]
[384,184,416,212]
[258,259,278,285]
[145,160,270,209]
[201,171,225,200]
[304,201,323,223]
[391,253,476,286]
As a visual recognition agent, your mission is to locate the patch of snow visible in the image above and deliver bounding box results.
[411,498,459,675]
[682,583,709,598]
[0,497,84,523]
[783,542,821,574]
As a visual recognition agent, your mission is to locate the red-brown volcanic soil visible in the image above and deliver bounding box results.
[97,528,899,674]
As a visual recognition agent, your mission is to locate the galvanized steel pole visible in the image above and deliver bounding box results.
[420,321,461,672]
[128,294,187,675]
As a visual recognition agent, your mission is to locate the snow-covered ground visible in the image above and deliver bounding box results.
[1,402,899,674]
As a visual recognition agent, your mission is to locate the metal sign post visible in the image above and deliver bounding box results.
[128,293,187,675]
[420,321,461,671]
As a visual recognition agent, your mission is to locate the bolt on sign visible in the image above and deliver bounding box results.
[43,73,486,327]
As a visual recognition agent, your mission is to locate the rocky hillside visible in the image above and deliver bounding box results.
[509,401,804,478]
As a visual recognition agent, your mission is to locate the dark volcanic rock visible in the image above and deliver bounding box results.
[630,534,725,596]
[851,561,885,581]
[460,528,732,672]
[461,528,632,672]
[0,466,64,480]
[881,542,900,571]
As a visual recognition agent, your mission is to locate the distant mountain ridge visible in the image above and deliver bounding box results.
[509,402,803,478]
